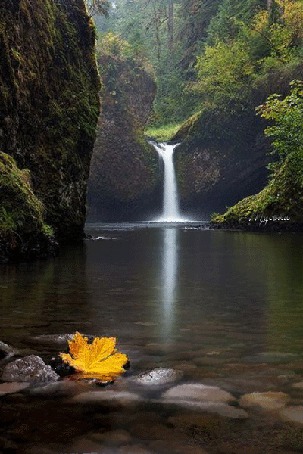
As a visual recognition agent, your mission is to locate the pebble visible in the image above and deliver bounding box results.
[239,391,289,410]
[280,406,303,425]
[162,383,235,403]
[0,382,30,396]
[2,355,59,383]
[134,368,182,386]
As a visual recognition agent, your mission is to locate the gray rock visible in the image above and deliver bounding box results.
[2,355,59,383]
[240,391,289,411]
[0,382,30,396]
[72,390,142,405]
[134,368,182,386]
[292,381,303,389]
[163,383,235,403]
[280,406,303,425]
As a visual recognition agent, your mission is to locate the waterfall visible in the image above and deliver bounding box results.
[153,142,185,222]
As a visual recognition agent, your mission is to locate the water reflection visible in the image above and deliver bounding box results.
[161,228,178,337]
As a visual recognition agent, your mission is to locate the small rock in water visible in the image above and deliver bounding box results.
[134,368,182,386]
[0,382,30,396]
[280,406,303,425]
[240,391,289,410]
[2,355,59,383]
[28,334,74,346]
[163,383,235,403]
[0,341,17,360]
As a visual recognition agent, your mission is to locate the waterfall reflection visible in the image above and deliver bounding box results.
[161,227,178,337]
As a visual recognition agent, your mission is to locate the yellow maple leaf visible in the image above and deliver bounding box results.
[60,332,128,381]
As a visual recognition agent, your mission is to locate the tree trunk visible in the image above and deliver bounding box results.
[167,0,174,53]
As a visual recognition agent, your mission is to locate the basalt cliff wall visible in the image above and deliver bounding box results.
[0,0,100,260]
[87,51,161,222]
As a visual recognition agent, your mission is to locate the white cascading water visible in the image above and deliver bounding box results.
[153,142,186,222]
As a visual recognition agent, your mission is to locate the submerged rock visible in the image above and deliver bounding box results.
[2,355,59,383]
[159,399,248,419]
[134,368,183,386]
[0,382,30,396]
[240,391,289,411]
[280,406,303,425]
[72,390,142,405]
[163,383,235,403]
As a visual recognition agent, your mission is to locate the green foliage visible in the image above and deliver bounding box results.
[213,80,303,226]
[194,40,255,104]
[145,122,182,142]
[256,80,303,161]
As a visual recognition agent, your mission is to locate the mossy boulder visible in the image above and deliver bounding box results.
[87,44,161,221]
[0,152,56,262]
[0,0,100,241]
[212,150,303,231]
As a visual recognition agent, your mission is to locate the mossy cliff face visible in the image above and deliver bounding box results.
[0,152,55,261]
[174,64,303,218]
[87,51,161,221]
[0,0,100,242]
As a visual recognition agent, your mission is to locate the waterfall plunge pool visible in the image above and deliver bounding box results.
[2,225,303,452]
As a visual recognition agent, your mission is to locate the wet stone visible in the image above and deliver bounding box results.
[280,406,303,425]
[2,355,59,383]
[240,391,289,410]
[163,383,235,403]
[0,381,30,395]
[134,368,183,386]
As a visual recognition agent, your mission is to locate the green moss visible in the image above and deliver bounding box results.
[0,152,55,260]
[212,149,303,227]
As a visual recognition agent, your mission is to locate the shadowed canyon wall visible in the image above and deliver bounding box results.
[87,48,161,222]
[0,0,100,260]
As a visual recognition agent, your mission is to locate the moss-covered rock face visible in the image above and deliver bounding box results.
[212,150,303,230]
[0,152,55,262]
[0,0,100,240]
[174,64,303,218]
[87,51,161,221]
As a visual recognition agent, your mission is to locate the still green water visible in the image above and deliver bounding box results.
[1,225,303,453]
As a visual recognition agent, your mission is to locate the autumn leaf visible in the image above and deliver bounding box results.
[60,332,128,381]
